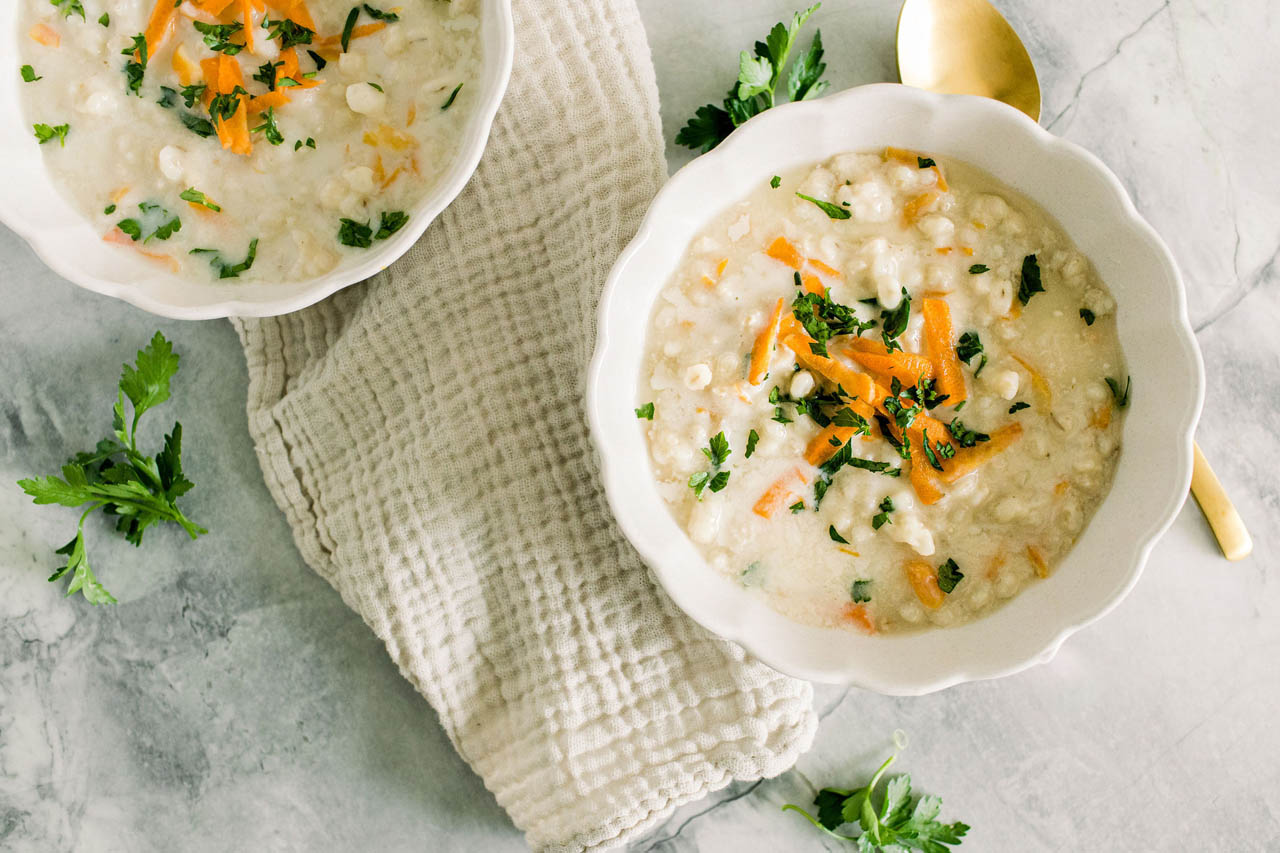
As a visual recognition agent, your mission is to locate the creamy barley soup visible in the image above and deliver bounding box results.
[639,149,1129,634]
[19,0,480,281]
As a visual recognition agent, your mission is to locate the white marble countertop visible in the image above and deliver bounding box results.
[2,1,1277,850]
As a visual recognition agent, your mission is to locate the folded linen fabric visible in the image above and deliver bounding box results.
[232,0,817,849]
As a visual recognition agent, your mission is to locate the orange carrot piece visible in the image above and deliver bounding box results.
[806,257,842,279]
[103,228,180,272]
[906,436,945,505]
[141,0,179,60]
[317,21,385,46]
[961,247,975,256]
[29,22,60,47]
[846,350,936,388]
[782,333,873,400]
[279,0,317,31]
[800,272,825,297]
[884,146,916,164]
[200,56,222,96]
[172,45,199,86]
[841,336,889,355]
[935,247,953,255]
[752,467,810,519]
[766,236,803,270]
[748,297,785,385]
[904,560,945,609]
[939,423,1024,484]
[248,89,291,112]
[241,0,256,52]
[406,100,418,126]
[1090,405,1112,429]
[903,191,939,226]
[1010,353,1052,406]
[841,603,876,635]
[803,402,875,466]
[194,0,236,13]
[921,297,967,404]
[715,258,729,278]
[1054,480,1070,496]
[1027,545,1049,579]
[109,186,130,203]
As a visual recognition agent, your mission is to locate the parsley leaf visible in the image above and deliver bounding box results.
[338,218,373,248]
[1105,376,1131,407]
[851,579,872,603]
[770,175,782,189]
[122,34,148,96]
[262,17,315,49]
[1080,308,1096,325]
[179,188,221,212]
[193,20,244,54]
[955,331,986,377]
[796,192,851,220]
[341,7,360,52]
[745,428,760,458]
[441,82,463,110]
[783,754,969,850]
[871,496,894,530]
[98,12,109,26]
[690,432,732,499]
[50,0,85,20]
[917,156,936,168]
[33,123,70,146]
[16,333,206,604]
[790,500,806,514]
[189,238,258,279]
[179,112,216,138]
[1008,401,1030,414]
[251,106,285,145]
[635,402,654,420]
[375,210,410,240]
[675,4,826,152]
[703,431,731,466]
[21,65,42,83]
[945,419,988,448]
[1017,253,1044,306]
[968,263,989,274]
[879,289,911,345]
[829,525,849,544]
[361,3,400,21]
[937,558,964,593]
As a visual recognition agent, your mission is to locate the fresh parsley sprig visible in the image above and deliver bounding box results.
[675,4,828,153]
[17,333,206,605]
[784,754,969,850]
[689,431,731,498]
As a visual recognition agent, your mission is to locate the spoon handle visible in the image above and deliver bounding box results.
[1190,442,1252,560]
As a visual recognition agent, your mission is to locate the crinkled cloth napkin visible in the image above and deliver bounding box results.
[231,0,817,848]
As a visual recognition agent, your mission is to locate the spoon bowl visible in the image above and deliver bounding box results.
[897,0,1042,121]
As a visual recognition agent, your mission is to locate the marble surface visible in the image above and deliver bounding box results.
[2,0,1277,850]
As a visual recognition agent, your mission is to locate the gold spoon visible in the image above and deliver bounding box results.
[895,0,1252,560]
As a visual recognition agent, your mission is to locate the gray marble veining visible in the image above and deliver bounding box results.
[2,1,1277,851]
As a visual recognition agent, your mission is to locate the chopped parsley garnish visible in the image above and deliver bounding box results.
[361,3,400,21]
[189,238,259,279]
[254,60,284,91]
[1008,401,1030,414]
[33,123,70,146]
[117,219,142,240]
[829,525,849,544]
[1080,308,1096,325]
[251,106,285,145]
[103,204,116,215]
[262,17,315,49]
[937,558,964,593]
[367,81,384,92]
[179,188,221,212]
[871,496,894,530]
[1105,376,1131,408]
[116,202,180,243]
[791,289,875,353]
[634,402,654,420]
[338,218,373,248]
[157,86,179,108]
[179,112,216,138]
[21,65,42,83]
[796,192,851,220]
[968,263,989,274]
[294,137,317,151]
[178,83,207,108]
[945,419,988,448]
[1017,253,1044,306]
[208,87,248,124]
[831,407,870,434]
[441,83,464,110]
[98,12,109,26]
[745,428,760,458]
[122,34,148,96]
[955,331,986,377]
[899,377,948,410]
[813,477,830,509]
[917,156,936,168]
[193,20,245,55]
[879,289,911,348]
[50,0,85,20]
[821,441,901,479]
[920,429,945,471]
[307,50,328,70]
[850,579,872,603]
[689,431,732,498]
[675,4,827,153]
[770,175,782,189]
[340,7,360,52]
[790,501,806,514]
[375,210,410,240]
[882,392,922,433]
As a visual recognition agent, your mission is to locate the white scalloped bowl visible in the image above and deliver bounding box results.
[0,0,513,319]
[587,84,1203,694]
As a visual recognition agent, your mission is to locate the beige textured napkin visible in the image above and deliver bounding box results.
[232,0,817,849]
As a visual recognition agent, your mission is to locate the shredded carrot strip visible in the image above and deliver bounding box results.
[1089,405,1112,429]
[782,332,873,399]
[803,406,874,467]
[248,90,291,112]
[903,191,939,226]
[1054,480,1070,495]
[939,423,1024,484]
[406,100,417,126]
[103,228,180,272]
[193,0,236,13]
[806,257,842,279]
[752,467,810,519]
[921,297,967,404]
[904,559,945,609]
[846,350,935,388]
[842,603,876,635]
[171,45,199,86]
[799,272,825,297]
[317,21,385,46]
[987,554,1006,580]
[381,166,404,189]
[110,186,130,203]
[29,22,61,47]
[961,247,975,256]
[141,0,179,60]
[1010,354,1052,406]
[748,297,785,385]
[906,432,945,505]
[1027,545,1049,579]
[765,236,803,270]
[241,0,256,52]
[935,247,953,255]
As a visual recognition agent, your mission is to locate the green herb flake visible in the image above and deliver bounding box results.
[340,6,360,52]
[361,3,400,21]
[937,558,964,593]
[367,81,384,92]
[945,419,989,448]
[193,20,245,55]
[871,496,894,530]
[179,188,221,212]
[251,106,285,145]
[50,0,86,20]
[33,122,70,146]
[1080,308,1096,326]
[179,112,216,138]
[1017,253,1044,306]
[16,332,207,605]
[955,330,987,377]
[1105,376,1131,408]
[770,175,782,189]
[122,33,148,97]
[968,263,989,274]
[917,156,936,168]
[1008,401,1030,414]
[21,65,42,83]
[262,17,314,50]
[375,210,410,240]
[634,402,654,420]
[829,525,849,544]
[850,579,872,603]
[103,204,116,215]
[338,218,373,248]
[98,12,109,26]
[796,192,851,220]
[441,82,463,110]
[790,500,806,514]
[702,431,731,466]
[745,428,760,458]
[189,238,258,279]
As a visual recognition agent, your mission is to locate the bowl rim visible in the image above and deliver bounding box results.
[586,82,1205,693]
[0,0,514,320]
